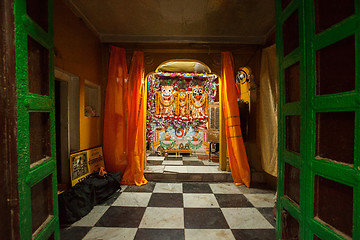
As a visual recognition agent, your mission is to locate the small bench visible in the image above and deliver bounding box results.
[165,149,193,157]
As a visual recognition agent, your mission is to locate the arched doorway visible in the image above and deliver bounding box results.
[144,59,229,180]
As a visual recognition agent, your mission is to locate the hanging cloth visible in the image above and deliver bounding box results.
[103,46,128,173]
[221,52,251,187]
[103,47,147,186]
[121,51,148,186]
[259,44,278,176]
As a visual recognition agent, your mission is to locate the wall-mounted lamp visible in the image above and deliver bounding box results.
[236,66,252,84]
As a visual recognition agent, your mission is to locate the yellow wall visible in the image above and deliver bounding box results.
[54,0,103,150]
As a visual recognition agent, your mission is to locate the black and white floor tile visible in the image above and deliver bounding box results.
[144,154,232,182]
[61,182,276,240]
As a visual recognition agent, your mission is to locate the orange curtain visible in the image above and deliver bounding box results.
[121,51,148,186]
[103,47,147,186]
[221,51,251,187]
[103,46,128,173]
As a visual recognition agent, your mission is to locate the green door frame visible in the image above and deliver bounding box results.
[14,0,59,239]
[276,0,360,239]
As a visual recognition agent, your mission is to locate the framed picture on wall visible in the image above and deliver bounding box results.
[69,146,105,186]
[70,152,89,181]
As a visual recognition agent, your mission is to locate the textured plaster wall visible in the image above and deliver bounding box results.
[54,0,103,150]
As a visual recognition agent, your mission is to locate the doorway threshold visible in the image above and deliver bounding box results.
[145,153,233,182]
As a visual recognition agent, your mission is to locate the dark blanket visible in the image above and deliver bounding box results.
[58,171,121,224]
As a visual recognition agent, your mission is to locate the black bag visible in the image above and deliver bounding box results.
[87,171,122,203]
[58,171,121,224]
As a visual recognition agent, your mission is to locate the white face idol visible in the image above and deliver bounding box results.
[192,85,203,99]
[161,85,174,99]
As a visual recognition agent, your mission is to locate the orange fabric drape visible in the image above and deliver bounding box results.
[120,51,148,186]
[103,47,147,186]
[221,51,251,187]
[103,46,128,173]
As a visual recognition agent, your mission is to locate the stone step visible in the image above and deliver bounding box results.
[145,153,266,184]
[144,172,233,182]
[144,167,266,184]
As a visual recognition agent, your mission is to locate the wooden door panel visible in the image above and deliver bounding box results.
[285,62,300,103]
[26,0,48,32]
[28,36,49,96]
[314,175,353,237]
[284,163,300,205]
[276,0,359,239]
[281,0,292,10]
[315,35,355,96]
[15,0,59,239]
[314,0,355,34]
[315,111,355,165]
[285,115,301,154]
[282,209,299,239]
[31,175,54,235]
[282,10,299,57]
[29,112,52,165]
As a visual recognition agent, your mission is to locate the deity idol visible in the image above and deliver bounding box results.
[190,85,208,118]
[177,89,189,117]
[158,85,175,116]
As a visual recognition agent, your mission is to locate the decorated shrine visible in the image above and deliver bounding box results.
[147,69,218,156]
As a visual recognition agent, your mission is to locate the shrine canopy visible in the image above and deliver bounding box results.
[156,59,212,73]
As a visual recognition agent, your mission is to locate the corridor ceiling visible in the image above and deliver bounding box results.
[66,0,275,45]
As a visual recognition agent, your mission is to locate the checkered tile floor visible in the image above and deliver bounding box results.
[145,155,224,173]
[147,155,216,166]
[60,182,276,240]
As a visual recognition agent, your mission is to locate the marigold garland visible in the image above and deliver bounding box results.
[159,92,175,106]
[190,92,207,108]
[147,73,218,143]
[187,93,190,115]
[174,92,179,116]
[155,92,160,115]
[205,93,208,115]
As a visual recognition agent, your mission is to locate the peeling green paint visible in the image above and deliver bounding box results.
[14,0,59,239]
[276,0,360,239]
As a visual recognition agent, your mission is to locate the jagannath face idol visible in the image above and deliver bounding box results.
[192,85,203,99]
[161,85,174,100]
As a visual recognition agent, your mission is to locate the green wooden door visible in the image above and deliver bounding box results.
[277,0,360,239]
[14,0,59,239]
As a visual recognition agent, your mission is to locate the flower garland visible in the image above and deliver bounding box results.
[146,73,218,143]
[190,92,207,108]
[159,92,175,106]
[155,92,160,115]
[187,93,191,115]
[155,72,217,79]
[174,92,179,116]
